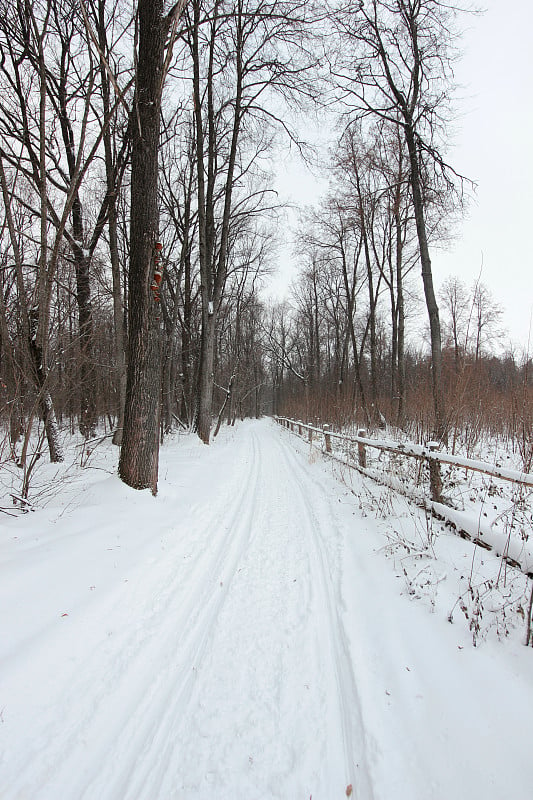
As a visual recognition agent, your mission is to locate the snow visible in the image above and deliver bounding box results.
[1,418,532,799]
[431,501,533,575]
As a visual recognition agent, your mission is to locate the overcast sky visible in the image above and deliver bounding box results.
[431,0,533,352]
[270,0,533,354]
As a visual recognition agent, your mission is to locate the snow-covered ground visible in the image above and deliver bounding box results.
[1,418,532,799]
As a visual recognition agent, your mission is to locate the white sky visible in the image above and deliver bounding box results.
[431,0,533,352]
[269,0,533,353]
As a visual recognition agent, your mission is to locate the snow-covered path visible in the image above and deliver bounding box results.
[1,419,532,799]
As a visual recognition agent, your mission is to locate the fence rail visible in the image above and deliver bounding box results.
[274,416,533,501]
[274,415,533,577]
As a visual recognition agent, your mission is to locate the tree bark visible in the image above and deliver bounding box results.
[96,0,127,445]
[404,123,445,440]
[395,206,406,428]
[191,0,243,443]
[118,0,165,493]
[71,234,97,439]
[28,309,64,463]
[57,51,97,437]
[108,190,127,444]
[195,312,216,444]
[355,171,380,421]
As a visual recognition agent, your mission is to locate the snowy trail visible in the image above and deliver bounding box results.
[2,420,368,799]
[1,418,533,799]
[274,437,373,798]
[138,422,374,799]
[52,430,264,799]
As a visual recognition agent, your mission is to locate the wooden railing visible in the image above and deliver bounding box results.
[274,415,533,577]
[274,416,533,496]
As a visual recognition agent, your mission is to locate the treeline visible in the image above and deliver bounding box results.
[271,149,532,455]
[272,305,532,460]
[0,0,530,488]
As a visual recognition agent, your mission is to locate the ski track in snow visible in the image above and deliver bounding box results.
[77,431,264,800]
[1,420,368,799]
[1,418,533,799]
[275,436,374,799]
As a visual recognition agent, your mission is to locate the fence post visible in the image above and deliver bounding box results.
[357,429,367,468]
[298,422,302,435]
[427,442,442,503]
[308,426,313,444]
[323,424,332,453]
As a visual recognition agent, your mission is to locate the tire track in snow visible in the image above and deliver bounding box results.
[42,431,263,800]
[274,427,375,800]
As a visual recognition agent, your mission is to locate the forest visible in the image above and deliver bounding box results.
[0,0,531,493]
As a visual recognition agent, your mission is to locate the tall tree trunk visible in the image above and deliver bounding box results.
[192,0,243,443]
[96,0,127,445]
[118,0,165,493]
[180,244,193,425]
[405,123,445,440]
[355,170,380,423]
[71,232,96,438]
[339,244,370,426]
[392,172,406,429]
[161,297,179,434]
[55,20,97,438]
[0,55,63,464]
[196,312,216,444]
[312,270,321,386]
[29,309,64,463]
[34,3,63,462]
[395,209,406,429]
[190,0,212,443]
[0,283,23,451]
[109,192,127,444]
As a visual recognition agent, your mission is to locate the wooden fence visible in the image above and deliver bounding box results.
[274,415,533,577]
[274,416,533,502]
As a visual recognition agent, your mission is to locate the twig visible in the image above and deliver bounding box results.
[525,580,533,646]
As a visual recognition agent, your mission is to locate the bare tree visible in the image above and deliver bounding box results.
[0,1,66,461]
[331,0,472,439]
[90,0,134,444]
[0,0,136,449]
[159,119,199,431]
[186,0,317,443]
[440,275,470,373]
[297,203,370,424]
[118,0,184,492]
[339,123,417,427]
[470,280,504,363]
